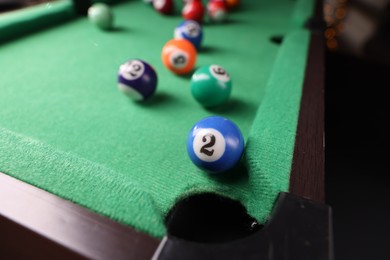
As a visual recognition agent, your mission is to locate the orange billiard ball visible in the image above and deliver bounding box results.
[161,39,197,75]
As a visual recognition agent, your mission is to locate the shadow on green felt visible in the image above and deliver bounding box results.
[108,25,129,32]
[198,45,222,54]
[225,6,243,14]
[269,35,284,45]
[208,160,249,185]
[174,67,198,80]
[205,97,257,118]
[133,91,175,107]
[202,17,244,27]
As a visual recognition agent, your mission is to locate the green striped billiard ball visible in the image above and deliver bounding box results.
[190,65,232,108]
[88,3,113,30]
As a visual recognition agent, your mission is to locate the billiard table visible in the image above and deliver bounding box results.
[0,0,331,259]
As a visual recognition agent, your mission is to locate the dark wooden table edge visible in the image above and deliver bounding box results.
[290,0,325,202]
[0,172,160,259]
[0,2,326,259]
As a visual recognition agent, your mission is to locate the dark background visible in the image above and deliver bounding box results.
[325,0,390,259]
[326,51,390,259]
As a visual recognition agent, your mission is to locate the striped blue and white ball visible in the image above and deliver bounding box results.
[187,116,244,174]
[174,20,203,50]
[118,59,157,101]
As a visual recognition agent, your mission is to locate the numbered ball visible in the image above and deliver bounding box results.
[161,39,197,75]
[190,64,232,107]
[174,20,203,50]
[207,0,227,22]
[118,59,158,101]
[88,3,113,30]
[187,116,244,173]
[182,0,205,23]
[153,0,174,15]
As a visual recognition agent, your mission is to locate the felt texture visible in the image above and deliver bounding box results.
[245,30,310,223]
[0,0,313,237]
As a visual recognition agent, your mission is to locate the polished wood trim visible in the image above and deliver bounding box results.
[289,0,325,201]
[0,172,160,259]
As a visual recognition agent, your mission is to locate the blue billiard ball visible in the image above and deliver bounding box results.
[118,59,158,101]
[174,20,203,50]
[187,116,245,173]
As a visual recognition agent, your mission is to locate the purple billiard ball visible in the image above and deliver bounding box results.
[118,59,158,101]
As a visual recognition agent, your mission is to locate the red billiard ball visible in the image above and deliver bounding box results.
[153,0,174,15]
[207,0,228,22]
[182,0,205,23]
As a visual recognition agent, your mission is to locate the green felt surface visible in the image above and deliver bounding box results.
[0,0,313,237]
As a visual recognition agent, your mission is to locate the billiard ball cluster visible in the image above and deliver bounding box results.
[182,0,241,23]
[149,0,240,23]
[88,1,242,174]
[88,0,241,30]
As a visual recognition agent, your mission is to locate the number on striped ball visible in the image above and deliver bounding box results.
[209,65,230,82]
[119,60,145,81]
